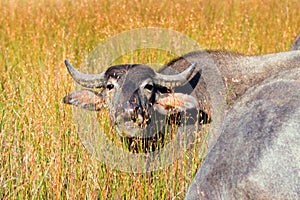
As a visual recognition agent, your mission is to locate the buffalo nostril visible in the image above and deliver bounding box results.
[131,114,136,122]
[120,102,151,127]
[121,102,138,120]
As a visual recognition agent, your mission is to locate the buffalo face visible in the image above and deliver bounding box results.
[63,60,199,137]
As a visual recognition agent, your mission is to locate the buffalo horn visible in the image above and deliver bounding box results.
[154,63,196,87]
[65,60,105,88]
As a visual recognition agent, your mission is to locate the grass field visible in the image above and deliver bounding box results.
[1,0,300,199]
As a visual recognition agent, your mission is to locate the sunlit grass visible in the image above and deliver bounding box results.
[1,0,300,199]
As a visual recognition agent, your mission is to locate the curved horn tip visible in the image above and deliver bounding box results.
[64,59,74,69]
[188,62,197,71]
[181,62,197,79]
[65,59,70,66]
[64,59,79,77]
[190,62,196,68]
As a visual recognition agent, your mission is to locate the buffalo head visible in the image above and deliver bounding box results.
[63,60,200,138]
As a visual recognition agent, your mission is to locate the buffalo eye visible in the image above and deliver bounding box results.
[144,84,153,92]
[106,84,114,90]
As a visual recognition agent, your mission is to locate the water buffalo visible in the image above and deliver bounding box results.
[63,61,200,136]
[184,67,300,199]
[64,49,300,152]
[64,60,204,152]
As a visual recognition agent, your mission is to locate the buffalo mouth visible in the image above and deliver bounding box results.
[115,118,142,137]
[113,105,186,138]
[114,113,151,138]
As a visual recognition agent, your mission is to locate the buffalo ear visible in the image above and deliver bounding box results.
[154,93,199,115]
[63,90,104,111]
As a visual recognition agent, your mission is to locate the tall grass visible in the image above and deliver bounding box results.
[1,0,299,199]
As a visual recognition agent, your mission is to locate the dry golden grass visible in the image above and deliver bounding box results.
[1,0,300,199]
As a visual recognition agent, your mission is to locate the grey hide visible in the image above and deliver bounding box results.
[184,68,300,200]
